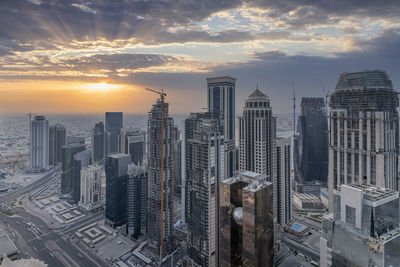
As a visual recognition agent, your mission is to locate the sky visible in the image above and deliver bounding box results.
[0,0,400,115]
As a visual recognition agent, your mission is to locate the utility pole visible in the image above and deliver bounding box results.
[145,88,166,259]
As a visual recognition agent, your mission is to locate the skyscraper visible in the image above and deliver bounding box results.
[274,137,292,226]
[120,128,145,165]
[79,164,104,213]
[220,171,274,267]
[207,76,237,178]
[320,184,400,267]
[297,97,328,183]
[126,162,147,240]
[61,143,85,197]
[147,98,174,257]
[172,125,182,195]
[30,115,50,172]
[71,149,92,204]
[328,70,399,211]
[105,153,131,228]
[49,123,66,166]
[105,112,123,154]
[239,87,275,180]
[91,122,106,163]
[185,112,224,266]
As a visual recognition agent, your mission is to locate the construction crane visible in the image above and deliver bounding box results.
[319,78,329,114]
[145,87,166,259]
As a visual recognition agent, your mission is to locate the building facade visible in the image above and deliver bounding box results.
[220,171,274,267]
[61,143,85,197]
[105,112,123,155]
[297,97,328,183]
[120,128,145,165]
[126,162,147,240]
[105,153,131,228]
[172,126,182,196]
[79,164,104,212]
[207,76,237,178]
[328,70,399,211]
[49,123,66,166]
[321,184,400,267]
[91,122,106,163]
[30,115,50,172]
[71,149,92,204]
[185,112,224,267]
[147,99,175,257]
[239,88,275,180]
[274,136,292,226]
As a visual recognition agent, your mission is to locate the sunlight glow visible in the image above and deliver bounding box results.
[82,82,122,92]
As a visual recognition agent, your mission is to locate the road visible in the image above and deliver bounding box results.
[0,168,108,266]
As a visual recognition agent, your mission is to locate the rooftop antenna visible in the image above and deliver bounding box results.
[145,87,166,259]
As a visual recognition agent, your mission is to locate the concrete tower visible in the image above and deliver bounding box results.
[30,115,50,172]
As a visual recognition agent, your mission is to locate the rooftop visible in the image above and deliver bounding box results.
[335,70,393,91]
[344,184,399,203]
[0,232,17,257]
[248,89,267,99]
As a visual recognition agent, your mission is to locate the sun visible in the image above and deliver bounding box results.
[81,82,122,92]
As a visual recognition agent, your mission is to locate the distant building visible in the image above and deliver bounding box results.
[79,164,104,213]
[66,136,85,145]
[207,76,237,178]
[126,162,147,240]
[147,98,175,257]
[30,115,49,172]
[292,192,324,210]
[105,153,131,228]
[274,136,292,226]
[328,70,399,211]
[105,112,123,154]
[297,97,328,183]
[220,171,274,267]
[120,128,145,165]
[61,143,85,197]
[321,184,400,267]
[91,122,106,163]
[49,123,66,165]
[185,112,224,266]
[71,149,92,204]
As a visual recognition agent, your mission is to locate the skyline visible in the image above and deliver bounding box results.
[0,0,400,114]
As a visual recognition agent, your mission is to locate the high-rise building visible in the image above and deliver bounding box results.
[297,97,328,183]
[207,76,237,178]
[30,115,50,172]
[105,153,131,228]
[185,112,224,266]
[120,128,145,165]
[91,122,106,163]
[71,150,92,204]
[49,123,66,166]
[328,70,399,211]
[147,98,174,257]
[105,112,123,154]
[274,137,292,226]
[61,143,85,197]
[320,184,400,267]
[126,162,147,240]
[79,164,104,213]
[220,171,274,267]
[172,125,182,195]
[66,136,85,145]
[239,87,275,180]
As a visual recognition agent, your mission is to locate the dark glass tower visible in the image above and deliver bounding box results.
[297,97,328,183]
[71,149,92,204]
[105,153,131,228]
[49,123,66,165]
[105,112,123,154]
[207,76,237,179]
[61,143,85,197]
[91,122,106,163]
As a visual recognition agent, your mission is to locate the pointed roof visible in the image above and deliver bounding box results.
[249,89,266,98]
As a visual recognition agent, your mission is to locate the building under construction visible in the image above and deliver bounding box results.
[328,70,399,212]
[147,98,175,258]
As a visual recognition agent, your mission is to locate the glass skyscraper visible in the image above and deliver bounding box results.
[105,112,123,154]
